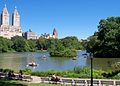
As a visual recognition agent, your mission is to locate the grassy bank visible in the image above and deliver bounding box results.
[1,66,120,80]
[26,67,120,79]
[30,67,105,79]
[0,78,70,86]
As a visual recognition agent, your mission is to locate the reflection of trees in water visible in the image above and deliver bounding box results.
[1,51,120,71]
[111,62,120,71]
[0,53,22,70]
[86,58,120,71]
[50,57,71,69]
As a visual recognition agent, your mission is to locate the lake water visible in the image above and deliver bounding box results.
[0,51,120,71]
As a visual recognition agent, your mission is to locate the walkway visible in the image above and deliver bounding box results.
[1,72,120,86]
[30,76,120,86]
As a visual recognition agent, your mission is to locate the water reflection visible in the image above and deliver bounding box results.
[85,57,120,71]
[0,51,120,71]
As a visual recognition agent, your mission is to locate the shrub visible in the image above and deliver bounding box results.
[0,68,3,72]
[3,69,12,73]
[73,66,82,74]
[113,73,120,79]
[23,68,31,75]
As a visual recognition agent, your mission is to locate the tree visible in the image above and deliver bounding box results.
[0,37,13,52]
[27,39,37,52]
[48,38,77,57]
[61,36,80,49]
[11,36,29,52]
[86,17,120,57]
[36,37,48,50]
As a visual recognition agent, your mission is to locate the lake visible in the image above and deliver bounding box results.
[0,51,120,71]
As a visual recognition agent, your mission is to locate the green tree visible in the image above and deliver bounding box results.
[48,38,65,57]
[61,36,80,49]
[36,37,48,50]
[86,35,100,55]
[11,36,29,52]
[48,38,77,57]
[0,37,13,52]
[27,39,37,52]
[86,17,120,57]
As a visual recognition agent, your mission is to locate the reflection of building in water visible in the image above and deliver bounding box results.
[0,5,22,39]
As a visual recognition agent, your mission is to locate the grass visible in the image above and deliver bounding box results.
[0,78,70,86]
[26,83,70,86]
[0,79,26,86]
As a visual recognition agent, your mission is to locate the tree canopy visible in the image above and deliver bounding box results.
[86,17,120,57]
[48,37,79,57]
[0,36,83,57]
[11,36,29,52]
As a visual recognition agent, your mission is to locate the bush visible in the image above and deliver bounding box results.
[3,69,13,73]
[49,48,77,57]
[0,68,3,72]
[113,73,120,79]
[73,66,82,74]
[23,68,32,75]
[93,70,105,79]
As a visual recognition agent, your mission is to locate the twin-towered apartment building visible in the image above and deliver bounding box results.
[0,5,22,39]
[0,5,58,39]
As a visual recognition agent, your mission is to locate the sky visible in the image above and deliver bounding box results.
[0,0,120,39]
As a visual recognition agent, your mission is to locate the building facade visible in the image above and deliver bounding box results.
[0,5,22,39]
[42,28,58,39]
[23,31,38,40]
[52,28,58,38]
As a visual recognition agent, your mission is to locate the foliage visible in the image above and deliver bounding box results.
[1,67,120,79]
[11,36,29,52]
[0,78,70,86]
[61,36,80,49]
[0,68,13,73]
[27,39,37,52]
[0,37,13,52]
[0,35,83,55]
[80,39,88,50]
[102,70,120,79]
[22,68,32,75]
[0,79,26,86]
[86,17,120,57]
[36,37,49,50]
[31,67,105,79]
[48,38,77,57]
[73,66,82,74]
[113,73,120,79]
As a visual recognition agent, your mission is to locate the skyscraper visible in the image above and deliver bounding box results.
[0,5,22,39]
[1,5,9,26]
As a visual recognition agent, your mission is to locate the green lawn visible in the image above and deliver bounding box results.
[26,83,70,86]
[0,79,70,86]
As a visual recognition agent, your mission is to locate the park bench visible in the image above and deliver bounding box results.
[41,77,51,83]
[61,78,74,85]
[0,72,6,78]
[87,80,99,86]
[74,79,86,85]
[101,80,114,86]
[22,75,33,82]
[11,74,19,80]
[115,80,120,85]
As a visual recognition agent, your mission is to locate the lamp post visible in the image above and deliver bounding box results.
[90,53,93,86]
[83,52,93,86]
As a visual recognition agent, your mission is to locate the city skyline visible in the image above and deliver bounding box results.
[0,0,120,39]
